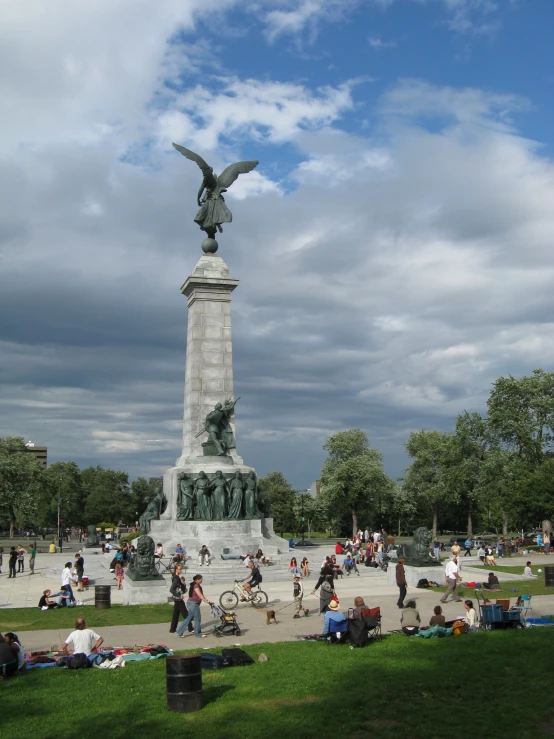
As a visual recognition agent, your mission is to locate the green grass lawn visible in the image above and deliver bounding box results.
[435,578,554,598]
[3,631,554,739]
[470,563,542,575]
[0,603,174,632]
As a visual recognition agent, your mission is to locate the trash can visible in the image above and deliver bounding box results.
[545,566,554,587]
[166,654,203,713]
[49,542,56,554]
[94,585,111,610]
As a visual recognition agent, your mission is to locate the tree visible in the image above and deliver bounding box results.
[320,429,393,538]
[42,461,84,530]
[0,437,45,538]
[388,482,418,536]
[81,466,132,525]
[487,369,554,461]
[403,430,456,538]
[258,471,295,536]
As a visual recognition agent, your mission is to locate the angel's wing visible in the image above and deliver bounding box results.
[172,143,213,179]
[217,160,259,190]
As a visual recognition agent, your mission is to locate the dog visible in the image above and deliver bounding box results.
[266,609,278,625]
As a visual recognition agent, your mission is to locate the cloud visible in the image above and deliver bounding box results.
[158,78,356,151]
[0,1,552,487]
[368,36,397,49]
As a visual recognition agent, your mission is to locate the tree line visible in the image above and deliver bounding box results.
[260,369,554,538]
[2,369,552,539]
[0,437,160,537]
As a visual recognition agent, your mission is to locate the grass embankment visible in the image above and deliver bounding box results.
[436,578,554,598]
[0,603,173,633]
[4,631,554,739]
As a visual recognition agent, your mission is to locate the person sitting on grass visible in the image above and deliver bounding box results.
[523,561,537,578]
[4,633,25,672]
[38,589,59,610]
[56,585,75,607]
[63,618,103,657]
[400,601,421,636]
[429,605,446,627]
[0,633,19,678]
[483,572,501,590]
[323,600,346,635]
[241,561,262,598]
[463,599,479,632]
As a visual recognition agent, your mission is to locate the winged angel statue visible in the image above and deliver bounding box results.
[172,143,258,252]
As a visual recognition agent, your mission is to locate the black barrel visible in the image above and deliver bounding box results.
[166,654,203,713]
[94,585,111,609]
[545,566,554,587]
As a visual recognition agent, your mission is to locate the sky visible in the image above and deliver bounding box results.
[1,0,553,488]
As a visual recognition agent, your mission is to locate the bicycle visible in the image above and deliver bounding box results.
[155,557,185,576]
[219,580,268,609]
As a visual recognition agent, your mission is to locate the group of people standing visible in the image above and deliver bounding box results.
[0,544,37,578]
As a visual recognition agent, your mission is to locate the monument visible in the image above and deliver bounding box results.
[388,527,442,587]
[143,144,288,557]
[123,535,167,605]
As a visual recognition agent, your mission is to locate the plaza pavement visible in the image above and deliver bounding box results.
[3,543,554,652]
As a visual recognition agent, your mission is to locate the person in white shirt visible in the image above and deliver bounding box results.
[523,561,537,578]
[364,529,369,542]
[477,546,486,563]
[463,599,479,631]
[440,557,462,603]
[63,618,103,656]
[61,562,76,604]
[373,531,381,545]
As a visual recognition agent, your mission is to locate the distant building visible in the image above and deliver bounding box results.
[25,441,47,469]
[307,481,320,498]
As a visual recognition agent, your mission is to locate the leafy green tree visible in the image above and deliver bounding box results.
[388,482,418,536]
[487,369,554,460]
[320,429,394,538]
[42,461,84,529]
[0,437,45,538]
[403,430,457,538]
[258,471,295,536]
[292,493,329,537]
[82,466,132,525]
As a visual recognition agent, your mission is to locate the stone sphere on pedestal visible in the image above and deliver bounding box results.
[202,237,218,254]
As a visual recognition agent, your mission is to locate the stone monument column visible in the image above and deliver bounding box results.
[176,253,242,465]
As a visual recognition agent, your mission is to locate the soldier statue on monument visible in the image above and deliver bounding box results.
[198,398,240,456]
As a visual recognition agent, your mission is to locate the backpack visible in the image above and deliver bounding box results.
[417,578,430,588]
[201,653,232,670]
[321,580,332,593]
[221,648,255,666]
[67,653,90,669]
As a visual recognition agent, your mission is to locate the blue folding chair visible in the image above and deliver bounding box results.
[327,618,349,644]
[512,594,532,623]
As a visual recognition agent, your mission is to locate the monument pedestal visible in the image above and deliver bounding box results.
[387,565,443,587]
[123,576,169,606]
[149,516,287,557]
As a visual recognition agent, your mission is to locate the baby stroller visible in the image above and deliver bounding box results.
[210,603,242,638]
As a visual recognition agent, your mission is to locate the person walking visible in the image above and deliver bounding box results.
[176,574,210,639]
[292,574,309,618]
[544,532,551,555]
[16,546,27,573]
[497,538,504,558]
[169,564,193,634]
[441,557,462,603]
[396,556,407,609]
[8,547,18,578]
[28,544,37,574]
[463,538,472,557]
[433,537,441,560]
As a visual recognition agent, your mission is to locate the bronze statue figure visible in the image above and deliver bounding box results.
[210,470,229,520]
[244,470,260,519]
[172,143,258,253]
[177,473,195,520]
[198,398,240,456]
[139,487,165,535]
[396,527,440,567]
[228,471,245,520]
[194,471,213,520]
[127,535,163,580]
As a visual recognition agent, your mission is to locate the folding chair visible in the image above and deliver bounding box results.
[327,618,349,644]
[512,594,532,623]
